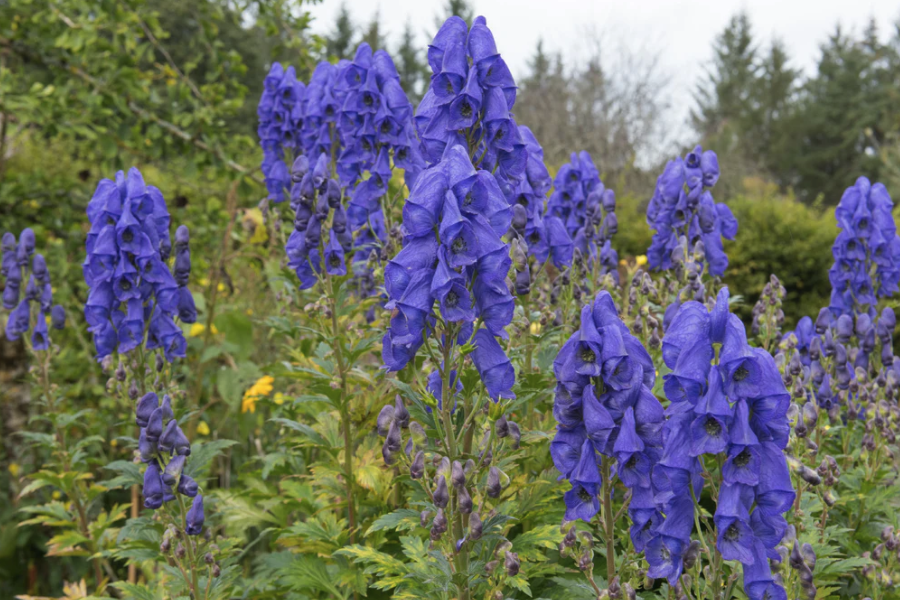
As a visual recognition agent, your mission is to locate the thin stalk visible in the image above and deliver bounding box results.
[601,457,615,582]
[325,273,356,545]
[176,495,201,598]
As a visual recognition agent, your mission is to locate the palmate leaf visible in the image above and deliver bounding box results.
[279,555,350,599]
[366,508,421,535]
[102,460,143,489]
[110,582,162,600]
[184,439,238,479]
[269,417,330,448]
[336,543,407,577]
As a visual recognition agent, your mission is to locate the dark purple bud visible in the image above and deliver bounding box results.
[212,563,220,578]
[815,308,833,334]
[410,451,425,479]
[146,407,165,442]
[515,267,531,296]
[799,465,821,486]
[382,419,402,465]
[457,486,473,514]
[511,205,527,232]
[469,512,483,540]
[508,421,521,449]
[377,405,395,436]
[175,542,186,558]
[433,475,449,508]
[683,540,701,570]
[451,460,466,488]
[159,420,191,456]
[291,155,310,182]
[801,543,816,570]
[138,428,157,462]
[325,179,342,208]
[162,454,186,486]
[487,466,501,498]
[204,552,215,565]
[50,304,66,330]
[178,473,199,497]
[420,510,430,527]
[394,396,410,428]
[160,395,175,423]
[835,315,853,342]
[504,551,520,576]
[185,495,204,535]
[136,392,160,428]
[495,416,509,439]
[802,402,818,429]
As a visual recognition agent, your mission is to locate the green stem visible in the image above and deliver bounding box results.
[601,457,616,582]
[177,495,201,598]
[326,273,356,545]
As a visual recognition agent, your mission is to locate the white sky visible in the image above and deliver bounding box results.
[307,0,900,150]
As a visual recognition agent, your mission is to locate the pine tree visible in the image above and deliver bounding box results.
[396,20,426,103]
[361,10,385,51]
[435,0,475,28]
[691,12,759,141]
[325,3,355,60]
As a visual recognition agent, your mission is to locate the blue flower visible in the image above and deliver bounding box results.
[646,146,736,277]
[185,495,205,536]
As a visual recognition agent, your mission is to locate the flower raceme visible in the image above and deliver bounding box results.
[646,146,736,277]
[82,168,195,361]
[828,176,900,317]
[136,390,203,535]
[545,151,618,277]
[381,144,515,401]
[3,229,66,347]
[549,291,663,528]
[648,287,794,600]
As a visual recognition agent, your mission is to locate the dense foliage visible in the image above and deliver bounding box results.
[3,2,900,600]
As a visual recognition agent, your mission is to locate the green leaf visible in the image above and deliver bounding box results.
[184,439,238,479]
[111,582,162,600]
[102,460,143,489]
[366,509,422,535]
[270,417,330,447]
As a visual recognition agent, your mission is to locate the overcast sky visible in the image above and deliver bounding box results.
[306,0,900,149]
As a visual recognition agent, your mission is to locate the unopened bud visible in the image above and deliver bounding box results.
[487,466,502,498]
[451,460,466,488]
[433,475,449,508]
[504,551,520,576]
[410,451,425,479]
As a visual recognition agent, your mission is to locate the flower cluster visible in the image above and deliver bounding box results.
[135,390,204,535]
[506,127,574,270]
[83,168,195,361]
[284,154,352,289]
[646,146,736,277]
[549,291,662,529]
[258,63,304,203]
[241,375,274,414]
[415,17,521,177]
[382,144,515,401]
[650,288,793,599]
[546,151,618,276]
[3,229,65,347]
[828,176,900,316]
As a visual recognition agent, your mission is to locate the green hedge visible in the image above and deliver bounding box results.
[614,183,838,327]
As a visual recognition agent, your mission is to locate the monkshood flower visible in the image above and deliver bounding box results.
[549,291,662,531]
[83,168,195,361]
[546,151,618,277]
[258,62,305,202]
[416,16,522,183]
[648,287,793,599]
[3,229,65,347]
[136,390,201,522]
[285,153,353,290]
[646,146,737,277]
[381,143,515,401]
[828,176,900,317]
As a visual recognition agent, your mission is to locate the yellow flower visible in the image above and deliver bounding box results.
[199,277,210,287]
[217,283,226,292]
[242,376,275,413]
[110,439,118,448]
[246,308,254,316]
[273,392,286,405]
[189,323,218,337]
[619,259,628,266]
[529,321,542,336]
[635,255,648,267]
[52,490,62,500]
[8,463,20,478]
[196,421,210,436]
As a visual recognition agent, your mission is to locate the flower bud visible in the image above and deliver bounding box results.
[420,510,430,527]
[469,512,483,540]
[175,542,186,559]
[495,416,509,438]
[377,405,395,436]
[394,396,410,428]
[508,421,521,449]
[683,540,701,570]
[504,551,520,576]
[799,465,821,486]
[457,486,473,514]
[410,451,425,480]
[451,461,466,488]
[487,466,502,498]
[433,475,449,508]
